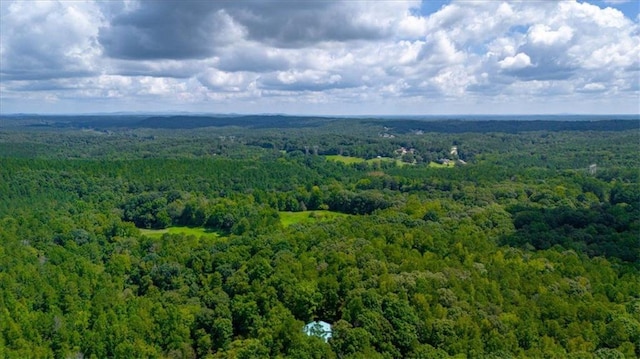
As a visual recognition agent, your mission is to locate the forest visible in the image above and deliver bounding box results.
[0,115,638,358]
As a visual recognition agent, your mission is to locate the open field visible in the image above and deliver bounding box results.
[325,155,410,166]
[279,210,349,227]
[428,161,455,168]
[139,226,221,238]
[325,155,366,164]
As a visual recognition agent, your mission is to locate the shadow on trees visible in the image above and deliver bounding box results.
[501,203,639,264]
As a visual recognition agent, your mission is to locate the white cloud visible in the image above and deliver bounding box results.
[582,82,607,92]
[432,66,477,96]
[398,15,428,37]
[419,31,466,65]
[499,53,533,70]
[528,25,574,46]
[1,0,638,115]
[0,0,103,80]
[198,69,254,92]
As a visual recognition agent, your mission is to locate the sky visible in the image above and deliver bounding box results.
[0,0,638,115]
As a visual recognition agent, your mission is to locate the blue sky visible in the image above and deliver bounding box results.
[594,0,639,18]
[1,0,638,115]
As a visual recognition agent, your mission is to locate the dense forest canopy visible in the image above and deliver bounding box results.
[0,115,638,358]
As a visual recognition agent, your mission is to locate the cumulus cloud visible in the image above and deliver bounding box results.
[259,69,349,92]
[232,1,426,46]
[230,2,382,47]
[99,2,245,60]
[0,0,103,80]
[198,69,254,92]
[215,46,291,73]
[499,53,533,70]
[97,1,423,60]
[1,0,638,114]
[528,25,574,46]
[581,82,607,92]
[418,31,465,65]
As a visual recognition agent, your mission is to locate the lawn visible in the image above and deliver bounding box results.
[326,155,454,168]
[279,210,349,227]
[139,226,221,239]
[325,155,365,164]
[428,161,455,168]
[326,155,408,166]
[366,157,409,167]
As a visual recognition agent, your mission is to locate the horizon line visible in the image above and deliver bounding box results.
[2,112,639,117]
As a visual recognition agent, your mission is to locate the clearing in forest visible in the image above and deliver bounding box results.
[428,161,455,168]
[279,210,349,227]
[139,226,221,239]
[325,155,408,166]
[325,155,366,164]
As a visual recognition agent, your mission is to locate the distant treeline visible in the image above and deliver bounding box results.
[369,119,639,133]
[2,114,638,133]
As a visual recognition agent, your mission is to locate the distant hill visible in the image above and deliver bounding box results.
[1,114,638,132]
[366,118,640,133]
[135,115,327,129]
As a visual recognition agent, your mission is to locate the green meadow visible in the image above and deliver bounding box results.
[428,161,455,168]
[325,155,410,166]
[139,226,221,239]
[324,155,366,164]
[279,210,349,227]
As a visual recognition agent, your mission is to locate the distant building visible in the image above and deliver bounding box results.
[395,147,416,155]
[303,321,332,342]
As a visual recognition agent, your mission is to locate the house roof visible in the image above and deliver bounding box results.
[303,320,332,342]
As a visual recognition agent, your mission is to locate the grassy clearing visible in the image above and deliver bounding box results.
[279,210,349,227]
[139,226,221,239]
[326,155,409,167]
[367,157,409,167]
[327,155,452,168]
[428,161,455,168]
[325,155,365,164]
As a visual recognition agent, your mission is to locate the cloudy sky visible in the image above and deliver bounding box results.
[1,0,638,115]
